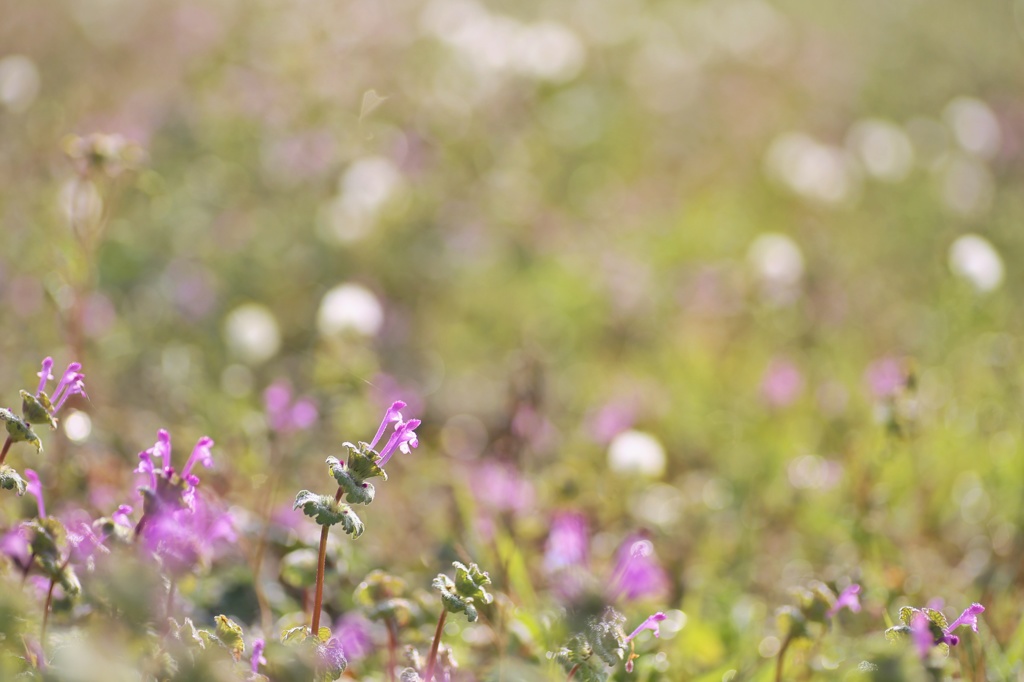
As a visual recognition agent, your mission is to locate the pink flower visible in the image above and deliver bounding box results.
[35,357,88,414]
[264,381,318,433]
[761,359,804,407]
[866,357,904,398]
[826,584,861,618]
[609,535,670,603]
[25,469,45,518]
[624,612,668,673]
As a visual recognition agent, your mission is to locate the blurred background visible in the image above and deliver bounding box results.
[3,0,1024,678]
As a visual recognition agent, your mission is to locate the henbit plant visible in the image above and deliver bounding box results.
[774,580,862,682]
[289,400,420,677]
[553,608,667,682]
[423,561,494,682]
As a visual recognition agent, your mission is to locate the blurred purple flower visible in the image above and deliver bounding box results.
[1,525,30,568]
[608,535,670,603]
[543,512,589,573]
[316,636,346,671]
[112,505,133,527]
[134,430,215,509]
[140,493,236,575]
[760,359,803,407]
[905,602,985,655]
[472,462,535,515]
[334,613,374,661]
[826,584,861,618]
[586,402,635,444]
[250,638,267,674]
[25,469,45,518]
[264,381,318,434]
[866,357,905,398]
[65,516,109,566]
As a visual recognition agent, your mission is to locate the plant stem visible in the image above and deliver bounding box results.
[566,663,581,680]
[310,487,344,635]
[165,577,177,621]
[386,617,398,682]
[424,609,448,682]
[0,436,12,465]
[310,524,330,634]
[41,578,56,643]
[775,634,792,682]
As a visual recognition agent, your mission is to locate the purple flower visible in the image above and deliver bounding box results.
[761,359,804,407]
[944,603,985,645]
[369,401,406,450]
[35,358,54,396]
[905,603,985,655]
[250,638,267,674]
[140,493,236,575]
[24,469,45,518]
[609,535,670,603]
[112,505,133,527]
[65,516,109,566]
[866,357,905,398]
[264,381,318,433]
[826,584,861,618]
[334,613,374,661]
[624,612,667,673]
[370,401,420,467]
[316,636,346,671]
[586,401,636,444]
[134,430,215,508]
[544,512,589,573]
[1,525,30,568]
[472,462,535,515]
[35,358,87,414]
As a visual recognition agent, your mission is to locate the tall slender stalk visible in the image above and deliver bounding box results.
[41,579,56,643]
[424,609,448,682]
[310,487,344,634]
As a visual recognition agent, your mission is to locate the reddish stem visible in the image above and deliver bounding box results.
[310,487,344,635]
[424,609,448,682]
[386,617,398,682]
[567,663,581,681]
[0,436,12,465]
[41,578,56,643]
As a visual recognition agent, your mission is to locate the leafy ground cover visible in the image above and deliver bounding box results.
[2,0,1024,679]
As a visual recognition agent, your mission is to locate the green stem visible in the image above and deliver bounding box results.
[386,617,398,682]
[310,487,344,635]
[424,609,448,682]
[775,634,793,682]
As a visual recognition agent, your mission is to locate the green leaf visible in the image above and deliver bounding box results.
[885,625,910,642]
[0,466,26,495]
[452,561,493,605]
[19,390,57,430]
[341,441,388,482]
[923,608,948,630]
[214,614,246,661]
[327,456,375,505]
[281,625,310,644]
[898,607,915,627]
[293,490,364,536]
[0,408,42,453]
[171,617,213,650]
[432,561,493,622]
